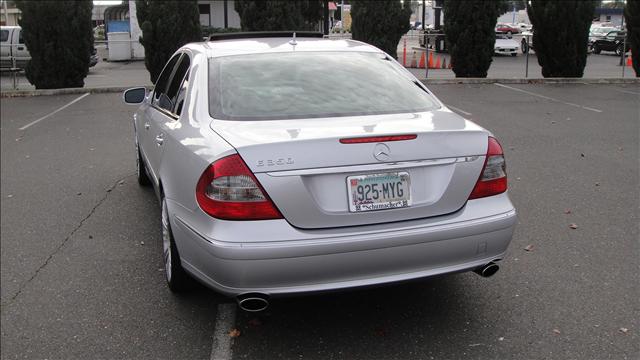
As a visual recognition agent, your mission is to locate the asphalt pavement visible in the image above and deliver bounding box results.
[1,84,638,359]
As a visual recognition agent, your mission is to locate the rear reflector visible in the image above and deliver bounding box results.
[340,135,417,144]
[196,154,283,220]
[468,137,508,199]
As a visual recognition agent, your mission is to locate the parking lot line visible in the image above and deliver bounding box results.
[494,83,603,113]
[611,88,640,95]
[18,93,90,131]
[446,104,472,116]
[209,303,237,360]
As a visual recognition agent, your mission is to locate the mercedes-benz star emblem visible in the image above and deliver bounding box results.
[373,143,391,162]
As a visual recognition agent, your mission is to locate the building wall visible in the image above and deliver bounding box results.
[598,14,624,27]
[198,0,241,29]
[1,8,20,26]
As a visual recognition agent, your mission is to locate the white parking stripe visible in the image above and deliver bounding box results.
[210,303,237,360]
[446,104,472,116]
[611,88,640,95]
[18,93,90,131]
[494,83,603,113]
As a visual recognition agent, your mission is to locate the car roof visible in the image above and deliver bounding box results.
[182,37,382,58]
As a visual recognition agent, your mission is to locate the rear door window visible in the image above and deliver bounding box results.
[152,54,182,111]
[0,30,8,42]
[165,55,190,114]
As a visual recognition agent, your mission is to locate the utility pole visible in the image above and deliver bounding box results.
[3,0,9,26]
[323,0,329,35]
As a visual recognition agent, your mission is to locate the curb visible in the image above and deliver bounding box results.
[1,78,637,98]
[0,86,148,98]
[419,78,640,84]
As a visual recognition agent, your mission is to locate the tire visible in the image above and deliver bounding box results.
[592,45,601,54]
[521,39,529,54]
[136,140,151,186]
[162,198,192,292]
[507,31,512,36]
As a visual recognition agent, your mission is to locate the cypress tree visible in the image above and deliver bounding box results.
[351,0,412,59]
[16,0,93,89]
[136,0,201,84]
[234,1,323,31]
[625,0,640,77]
[527,0,596,77]
[444,0,507,78]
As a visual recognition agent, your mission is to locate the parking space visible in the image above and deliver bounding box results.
[1,84,638,359]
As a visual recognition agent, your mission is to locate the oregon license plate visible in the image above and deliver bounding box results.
[347,172,411,212]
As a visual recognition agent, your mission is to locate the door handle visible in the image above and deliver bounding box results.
[17,46,24,50]
[144,122,150,130]
[155,133,164,146]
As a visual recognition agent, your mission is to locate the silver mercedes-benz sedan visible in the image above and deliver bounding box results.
[123,32,516,311]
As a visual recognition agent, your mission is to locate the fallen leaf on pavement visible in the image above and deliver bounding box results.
[619,327,629,334]
[553,329,561,335]
[524,244,534,252]
[569,224,578,229]
[564,209,572,214]
[229,328,241,338]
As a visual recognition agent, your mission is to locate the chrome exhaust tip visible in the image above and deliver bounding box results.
[236,293,269,312]
[474,262,500,278]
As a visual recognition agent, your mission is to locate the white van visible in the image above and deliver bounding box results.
[0,26,30,69]
[1,25,98,70]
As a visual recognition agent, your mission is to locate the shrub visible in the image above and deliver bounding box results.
[444,0,507,78]
[351,0,411,59]
[234,1,322,31]
[136,0,201,84]
[527,0,596,77]
[16,0,93,89]
[625,0,640,77]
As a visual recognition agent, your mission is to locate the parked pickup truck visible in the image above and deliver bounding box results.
[1,25,98,70]
[0,26,30,69]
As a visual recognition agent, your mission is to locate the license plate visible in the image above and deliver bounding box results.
[347,172,411,212]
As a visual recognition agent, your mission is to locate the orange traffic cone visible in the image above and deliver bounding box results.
[418,52,426,69]
[410,51,417,68]
[434,55,441,69]
[627,53,632,67]
[441,57,447,69]
[427,52,434,69]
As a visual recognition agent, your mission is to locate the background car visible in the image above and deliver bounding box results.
[495,23,520,35]
[495,33,519,56]
[588,26,618,48]
[591,30,629,55]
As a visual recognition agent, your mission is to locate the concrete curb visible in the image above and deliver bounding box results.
[1,78,637,98]
[419,78,640,85]
[0,86,148,98]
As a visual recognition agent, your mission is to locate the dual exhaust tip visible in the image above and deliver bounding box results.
[236,262,499,311]
[236,293,269,312]
[474,261,500,278]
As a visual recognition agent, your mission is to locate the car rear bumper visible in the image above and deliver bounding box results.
[169,193,517,297]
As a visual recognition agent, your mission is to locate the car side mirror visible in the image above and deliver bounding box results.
[123,87,146,104]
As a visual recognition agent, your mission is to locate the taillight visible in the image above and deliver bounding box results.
[468,137,507,199]
[196,154,283,220]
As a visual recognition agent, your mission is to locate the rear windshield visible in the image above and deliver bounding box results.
[208,52,439,120]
